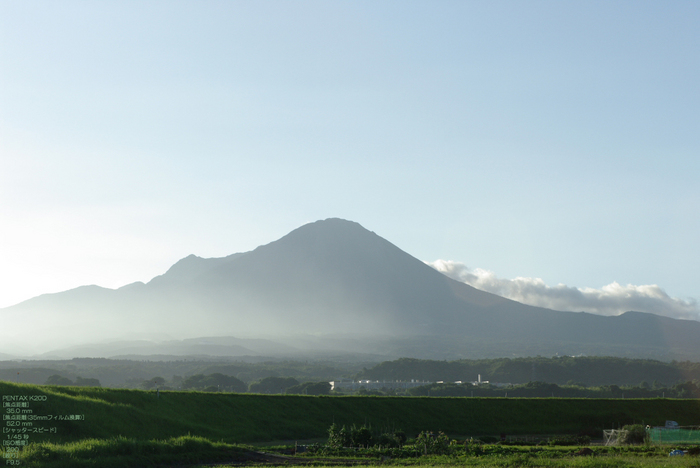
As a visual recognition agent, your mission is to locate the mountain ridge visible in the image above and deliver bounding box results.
[1,218,699,359]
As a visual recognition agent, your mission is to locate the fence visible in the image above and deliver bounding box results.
[648,427,700,444]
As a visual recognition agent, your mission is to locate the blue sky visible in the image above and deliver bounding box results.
[1,1,698,319]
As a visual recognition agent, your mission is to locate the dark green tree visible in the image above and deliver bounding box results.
[140,377,166,390]
[45,375,73,386]
[182,373,246,392]
[74,377,101,387]
[249,377,299,394]
[286,381,331,395]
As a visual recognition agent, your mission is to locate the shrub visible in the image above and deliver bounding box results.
[415,431,452,455]
[351,425,373,448]
[376,433,400,448]
[327,423,351,449]
[394,430,407,446]
[620,425,648,445]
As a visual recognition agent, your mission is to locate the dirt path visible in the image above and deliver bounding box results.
[237,451,377,465]
[163,450,379,467]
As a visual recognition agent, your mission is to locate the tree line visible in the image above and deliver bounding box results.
[45,375,102,387]
[0,357,367,388]
[355,356,700,387]
[401,379,700,398]
[50,373,333,395]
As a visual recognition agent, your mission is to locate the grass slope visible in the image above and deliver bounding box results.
[2,382,700,444]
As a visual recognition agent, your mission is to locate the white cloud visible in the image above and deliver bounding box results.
[427,260,700,321]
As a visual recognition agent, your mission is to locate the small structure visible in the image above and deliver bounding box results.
[603,429,627,446]
[472,374,490,385]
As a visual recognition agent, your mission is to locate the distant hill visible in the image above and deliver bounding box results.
[2,218,700,359]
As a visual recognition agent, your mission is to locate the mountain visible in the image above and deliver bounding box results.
[2,218,700,359]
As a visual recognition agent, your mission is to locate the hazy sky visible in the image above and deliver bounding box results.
[1,1,699,319]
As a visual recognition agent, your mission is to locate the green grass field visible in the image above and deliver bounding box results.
[2,382,700,467]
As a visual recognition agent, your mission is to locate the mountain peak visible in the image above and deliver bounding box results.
[280,218,374,241]
[249,218,404,272]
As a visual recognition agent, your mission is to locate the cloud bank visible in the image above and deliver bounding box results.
[427,260,700,321]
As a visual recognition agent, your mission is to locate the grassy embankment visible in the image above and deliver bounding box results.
[3,382,700,467]
[2,381,700,444]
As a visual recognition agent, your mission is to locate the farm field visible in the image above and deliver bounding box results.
[2,382,700,467]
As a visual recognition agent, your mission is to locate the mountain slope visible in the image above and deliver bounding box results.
[1,218,699,359]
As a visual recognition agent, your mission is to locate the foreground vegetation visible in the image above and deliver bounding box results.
[4,430,700,468]
[6,435,244,468]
